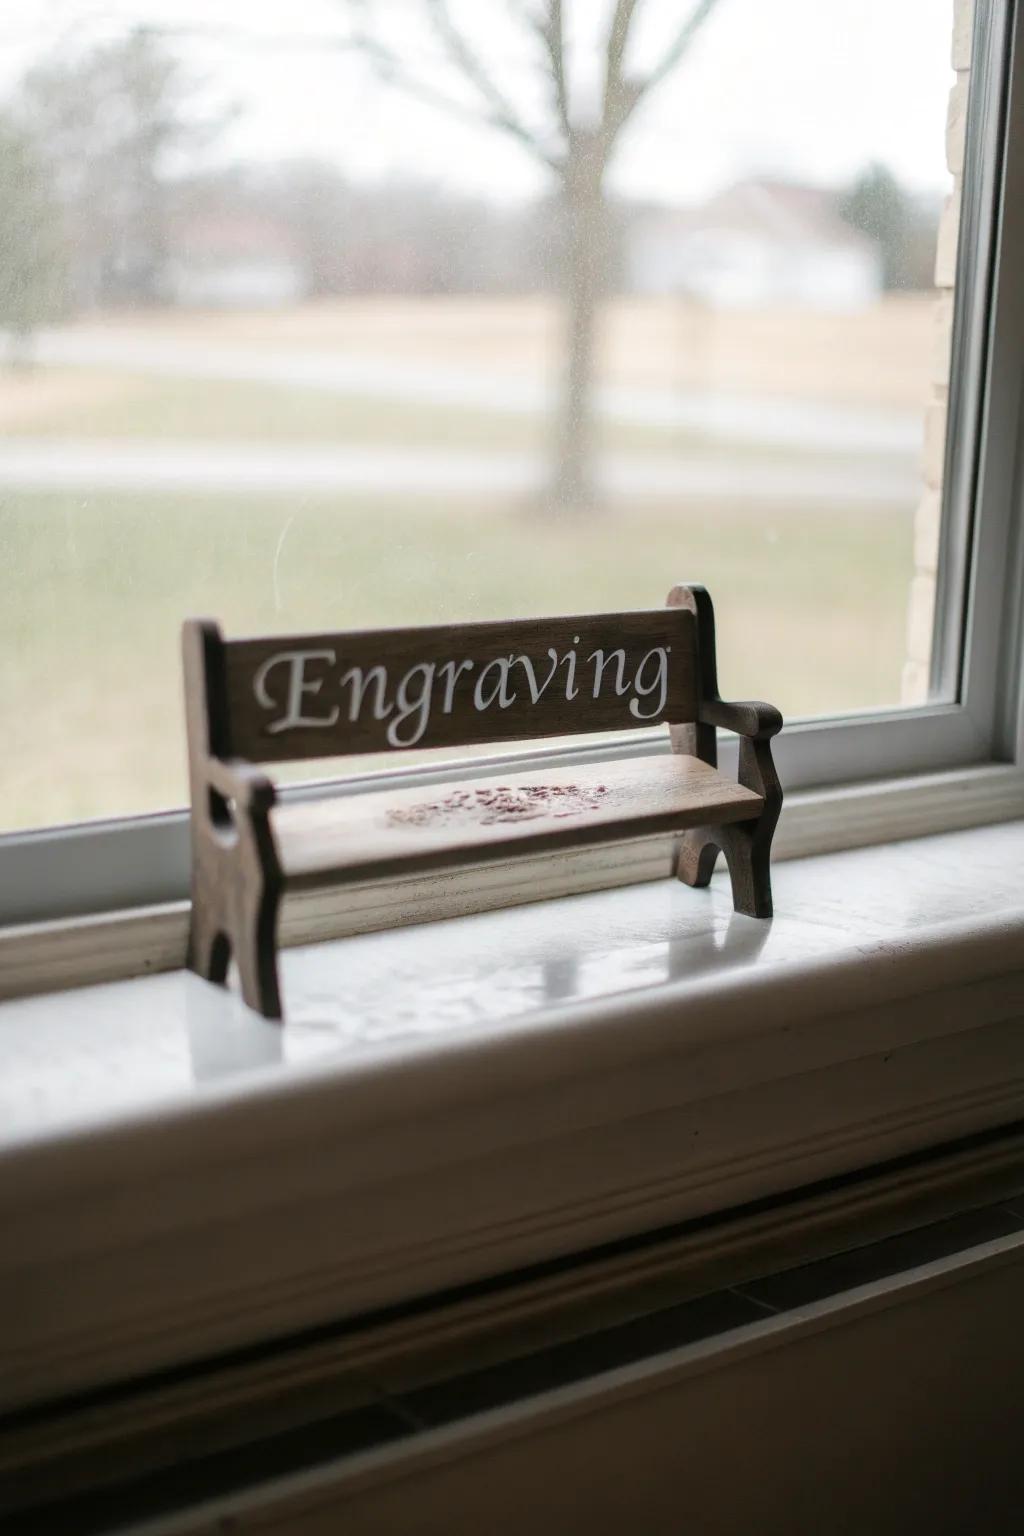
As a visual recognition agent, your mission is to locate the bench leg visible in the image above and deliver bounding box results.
[676,735,781,920]
[677,831,721,890]
[676,821,774,918]
[187,897,232,987]
[184,618,285,1020]
[188,793,285,1022]
[233,867,284,1021]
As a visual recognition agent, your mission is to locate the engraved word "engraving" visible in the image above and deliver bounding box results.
[252,639,671,747]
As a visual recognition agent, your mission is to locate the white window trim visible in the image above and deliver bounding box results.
[2,756,1024,1001]
[1,0,1022,967]
[4,820,1024,1409]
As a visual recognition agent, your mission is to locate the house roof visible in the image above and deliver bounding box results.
[168,213,301,266]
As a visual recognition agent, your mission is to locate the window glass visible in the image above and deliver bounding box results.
[0,0,955,830]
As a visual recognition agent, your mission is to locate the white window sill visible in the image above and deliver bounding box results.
[2,818,1024,1413]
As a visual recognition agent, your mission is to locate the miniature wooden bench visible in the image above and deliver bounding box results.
[183,585,782,1018]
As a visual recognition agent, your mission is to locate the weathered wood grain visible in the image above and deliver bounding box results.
[223,610,696,763]
[183,591,781,1018]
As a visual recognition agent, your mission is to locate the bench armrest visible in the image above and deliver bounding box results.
[699,699,783,740]
[204,758,276,814]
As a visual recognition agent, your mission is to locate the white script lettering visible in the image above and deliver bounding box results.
[556,635,581,700]
[514,649,561,704]
[254,649,340,734]
[629,646,670,720]
[341,666,392,723]
[251,638,675,743]
[588,648,628,699]
[438,658,475,713]
[388,662,437,747]
[473,657,518,711]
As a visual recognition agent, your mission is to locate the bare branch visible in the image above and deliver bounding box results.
[423,0,564,171]
[600,0,642,149]
[526,0,571,143]
[345,0,720,186]
[633,0,722,105]
[605,0,641,99]
[351,29,526,140]
[601,0,721,147]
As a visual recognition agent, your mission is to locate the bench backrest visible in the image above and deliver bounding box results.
[188,607,699,764]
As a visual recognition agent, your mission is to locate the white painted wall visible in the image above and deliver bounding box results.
[166,259,306,309]
[628,227,882,310]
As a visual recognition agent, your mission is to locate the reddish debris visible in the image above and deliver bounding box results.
[387,781,609,830]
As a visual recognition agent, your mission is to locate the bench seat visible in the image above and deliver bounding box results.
[274,753,764,888]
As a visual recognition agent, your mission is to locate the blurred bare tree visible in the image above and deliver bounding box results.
[0,117,67,367]
[839,162,941,292]
[347,0,722,511]
[16,26,227,308]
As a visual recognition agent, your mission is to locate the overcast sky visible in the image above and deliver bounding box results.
[3,0,955,205]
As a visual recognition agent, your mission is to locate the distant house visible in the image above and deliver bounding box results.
[164,214,307,309]
[627,178,883,310]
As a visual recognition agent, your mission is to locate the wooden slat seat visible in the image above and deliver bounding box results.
[274,754,764,888]
[183,585,783,1018]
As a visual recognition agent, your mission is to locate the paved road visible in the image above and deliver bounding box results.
[33,327,921,457]
[0,438,918,503]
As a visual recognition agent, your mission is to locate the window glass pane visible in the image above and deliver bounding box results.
[1,0,956,830]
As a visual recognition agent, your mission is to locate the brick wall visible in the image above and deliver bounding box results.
[902,0,973,704]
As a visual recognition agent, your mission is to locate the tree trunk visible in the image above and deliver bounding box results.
[550,142,607,513]
[7,324,35,373]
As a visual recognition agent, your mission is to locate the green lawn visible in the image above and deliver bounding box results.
[3,370,555,450]
[0,488,914,831]
[0,368,900,471]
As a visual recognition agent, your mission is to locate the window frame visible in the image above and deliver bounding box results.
[1,0,1023,933]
